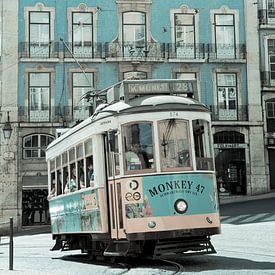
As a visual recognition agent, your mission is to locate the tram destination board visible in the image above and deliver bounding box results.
[123,79,197,101]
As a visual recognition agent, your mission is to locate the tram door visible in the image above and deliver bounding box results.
[105,131,125,240]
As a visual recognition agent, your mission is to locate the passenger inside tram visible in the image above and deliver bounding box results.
[64,164,77,193]
[128,143,150,169]
[47,178,56,200]
[86,157,94,187]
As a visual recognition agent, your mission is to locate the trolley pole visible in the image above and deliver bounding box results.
[9,217,13,270]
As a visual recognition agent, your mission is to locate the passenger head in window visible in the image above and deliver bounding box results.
[86,160,94,187]
[47,178,56,200]
[64,165,77,193]
[130,143,149,169]
[79,167,85,189]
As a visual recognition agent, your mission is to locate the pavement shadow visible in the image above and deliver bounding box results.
[175,254,275,272]
[53,253,275,273]
[220,198,275,225]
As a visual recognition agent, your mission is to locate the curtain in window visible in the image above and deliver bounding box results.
[215,14,235,59]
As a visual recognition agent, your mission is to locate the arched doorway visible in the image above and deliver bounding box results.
[214,131,247,195]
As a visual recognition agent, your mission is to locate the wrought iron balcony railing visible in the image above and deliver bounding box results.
[167,43,205,59]
[209,105,248,121]
[105,42,165,60]
[63,42,103,59]
[19,41,247,62]
[207,44,246,60]
[18,106,92,123]
[19,42,60,59]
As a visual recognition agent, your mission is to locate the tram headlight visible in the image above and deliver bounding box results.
[174,199,188,214]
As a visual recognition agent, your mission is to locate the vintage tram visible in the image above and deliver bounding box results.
[46,79,220,259]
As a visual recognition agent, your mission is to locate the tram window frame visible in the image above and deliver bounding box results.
[158,119,192,172]
[84,138,94,188]
[50,159,56,198]
[56,156,62,195]
[76,143,85,189]
[192,119,214,171]
[107,131,120,177]
[64,148,77,193]
[62,151,68,194]
[122,121,156,175]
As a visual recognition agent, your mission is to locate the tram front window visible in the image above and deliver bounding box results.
[159,119,191,171]
[123,122,154,172]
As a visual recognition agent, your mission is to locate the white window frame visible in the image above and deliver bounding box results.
[210,6,239,59]
[23,134,54,159]
[266,0,275,24]
[216,73,238,120]
[72,72,94,121]
[29,72,51,122]
[67,4,98,54]
[24,3,55,57]
[170,6,199,59]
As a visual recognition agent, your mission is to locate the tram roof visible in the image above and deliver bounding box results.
[47,79,209,154]
[47,94,209,155]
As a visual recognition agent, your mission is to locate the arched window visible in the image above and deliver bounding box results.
[23,134,54,159]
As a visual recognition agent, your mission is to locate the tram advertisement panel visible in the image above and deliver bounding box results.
[49,189,104,234]
[123,173,218,219]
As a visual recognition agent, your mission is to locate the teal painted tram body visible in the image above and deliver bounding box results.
[46,80,221,258]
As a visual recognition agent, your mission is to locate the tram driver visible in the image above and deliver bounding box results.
[126,143,149,170]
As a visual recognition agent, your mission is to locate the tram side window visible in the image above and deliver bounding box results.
[62,166,68,193]
[192,119,214,171]
[65,163,77,193]
[85,156,94,187]
[48,172,56,200]
[78,159,85,189]
[56,170,62,195]
[123,122,154,172]
[158,119,191,171]
[107,131,120,176]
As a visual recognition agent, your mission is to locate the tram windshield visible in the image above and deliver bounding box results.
[123,122,155,172]
[158,119,191,171]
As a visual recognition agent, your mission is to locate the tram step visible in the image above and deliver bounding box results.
[153,237,216,258]
[103,241,130,257]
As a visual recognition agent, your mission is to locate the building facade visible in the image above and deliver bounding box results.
[258,0,275,191]
[0,0,19,229]
[0,0,269,229]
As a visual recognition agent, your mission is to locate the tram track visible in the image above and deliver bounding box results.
[159,259,185,274]
[53,254,187,274]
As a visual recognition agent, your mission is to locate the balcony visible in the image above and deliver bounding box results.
[18,106,92,124]
[167,43,205,60]
[19,42,60,59]
[63,42,103,59]
[105,42,165,61]
[207,44,246,61]
[209,105,248,121]
[18,41,247,63]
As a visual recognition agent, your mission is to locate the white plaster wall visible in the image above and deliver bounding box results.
[0,0,19,230]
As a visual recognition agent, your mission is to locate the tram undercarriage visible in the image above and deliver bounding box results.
[51,228,218,259]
